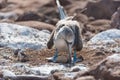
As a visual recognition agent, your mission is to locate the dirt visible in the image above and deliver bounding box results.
[20,46,112,68]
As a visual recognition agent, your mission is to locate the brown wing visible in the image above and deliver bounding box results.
[47,22,64,49]
[73,25,83,51]
[47,30,55,49]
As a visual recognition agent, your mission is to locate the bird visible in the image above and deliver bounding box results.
[47,0,83,66]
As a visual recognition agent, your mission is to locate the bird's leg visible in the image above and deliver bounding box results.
[52,48,58,62]
[68,44,72,67]
[73,50,77,64]
[73,50,83,64]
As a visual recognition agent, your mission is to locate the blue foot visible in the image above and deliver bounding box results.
[52,49,58,63]
[73,50,77,64]
[73,50,83,64]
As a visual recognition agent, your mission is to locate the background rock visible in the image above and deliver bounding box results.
[2,70,16,78]
[0,23,50,50]
[83,19,111,41]
[88,29,120,44]
[0,0,7,9]
[16,21,55,32]
[84,0,120,19]
[16,12,41,21]
[75,54,120,80]
[76,76,95,80]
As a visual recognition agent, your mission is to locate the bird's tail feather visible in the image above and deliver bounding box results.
[56,0,67,19]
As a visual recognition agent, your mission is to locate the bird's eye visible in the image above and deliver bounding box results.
[56,24,65,31]
[59,24,65,28]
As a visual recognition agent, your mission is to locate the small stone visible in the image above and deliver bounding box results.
[51,69,59,74]
[76,76,95,80]
[71,67,80,72]
[77,56,84,62]
[53,72,64,80]
[0,71,3,78]
[56,55,68,63]
[94,51,105,56]
[17,50,29,62]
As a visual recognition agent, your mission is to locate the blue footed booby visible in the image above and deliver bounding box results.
[47,0,83,66]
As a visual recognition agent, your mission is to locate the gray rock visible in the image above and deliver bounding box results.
[75,54,120,80]
[0,23,50,50]
[2,70,16,78]
[71,64,89,72]
[88,29,120,44]
[22,64,66,75]
[0,0,7,9]
[0,12,18,21]
[76,76,95,80]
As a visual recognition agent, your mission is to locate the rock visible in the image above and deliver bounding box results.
[24,64,65,75]
[17,50,29,62]
[75,14,89,24]
[0,23,50,50]
[84,0,120,19]
[58,0,71,6]
[56,55,68,63]
[0,12,18,21]
[16,21,55,32]
[53,72,64,80]
[0,71,3,78]
[16,12,41,21]
[14,49,21,57]
[5,0,53,17]
[24,66,41,75]
[0,59,11,66]
[71,64,89,72]
[12,63,29,69]
[94,51,105,56]
[111,7,120,29]
[53,64,89,80]
[76,76,95,80]
[3,75,51,80]
[85,19,111,34]
[13,49,28,62]
[67,0,88,16]
[88,29,120,44]
[53,72,75,80]
[93,54,120,80]
[71,67,80,72]
[2,70,16,78]
[83,19,111,41]
[75,54,120,80]
[0,0,7,9]
[82,31,95,42]
[112,46,120,53]
[39,7,58,25]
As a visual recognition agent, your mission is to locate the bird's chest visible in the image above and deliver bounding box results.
[53,26,75,51]
[54,38,68,52]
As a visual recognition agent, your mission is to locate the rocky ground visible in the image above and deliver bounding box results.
[0,0,120,80]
